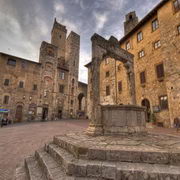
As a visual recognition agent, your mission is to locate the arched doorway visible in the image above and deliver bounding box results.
[141,98,151,122]
[78,93,84,111]
[15,105,23,122]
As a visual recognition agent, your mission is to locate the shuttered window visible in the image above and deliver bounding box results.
[140,71,146,84]
[106,86,110,96]
[118,81,122,93]
[156,63,164,79]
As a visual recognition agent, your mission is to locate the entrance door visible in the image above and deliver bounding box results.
[15,105,23,122]
[42,108,48,121]
[141,99,151,122]
[58,110,62,119]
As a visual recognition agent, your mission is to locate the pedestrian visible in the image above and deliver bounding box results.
[174,117,180,132]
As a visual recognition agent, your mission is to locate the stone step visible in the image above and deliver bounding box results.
[47,143,180,179]
[14,165,28,180]
[25,156,46,180]
[35,149,97,180]
[53,135,180,165]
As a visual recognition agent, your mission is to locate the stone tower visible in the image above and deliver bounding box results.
[65,32,80,117]
[51,18,67,59]
[124,11,138,35]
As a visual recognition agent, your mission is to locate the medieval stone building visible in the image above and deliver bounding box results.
[86,0,180,127]
[0,19,87,122]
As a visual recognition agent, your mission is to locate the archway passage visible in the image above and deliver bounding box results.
[15,105,23,122]
[141,98,151,122]
[78,93,84,111]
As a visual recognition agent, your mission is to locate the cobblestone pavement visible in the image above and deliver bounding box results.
[0,120,180,180]
[0,119,88,180]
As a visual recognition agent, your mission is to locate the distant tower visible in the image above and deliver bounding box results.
[124,11,139,35]
[51,18,67,58]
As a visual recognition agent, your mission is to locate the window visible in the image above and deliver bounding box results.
[159,95,168,110]
[138,50,145,58]
[106,86,110,96]
[154,40,161,49]
[19,81,24,88]
[126,41,131,50]
[60,71,65,80]
[7,59,16,66]
[106,71,110,77]
[117,64,121,71]
[118,81,122,93]
[137,31,143,42]
[59,85,64,93]
[4,79,9,86]
[152,19,159,31]
[3,96,9,104]
[156,63,164,79]
[71,100,73,105]
[177,25,180,34]
[105,58,109,65]
[140,71,146,84]
[33,84,37,91]
[173,0,180,12]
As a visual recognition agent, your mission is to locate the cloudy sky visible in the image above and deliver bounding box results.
[0,0,160,83]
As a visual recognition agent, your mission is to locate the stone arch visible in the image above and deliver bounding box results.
[78,93,84,111]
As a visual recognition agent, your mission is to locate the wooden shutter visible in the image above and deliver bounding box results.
[140,71,146,84]
[156,63,164,79]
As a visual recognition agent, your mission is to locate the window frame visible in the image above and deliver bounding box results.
[19,81,24,88]
[138,50,145,58]
[4,79,10,86]
[154,40,161,49]
[3,95,9,104]
[140,71,146,85]
[159,95,169,110]
[7,58,16,66]
[156,63,165,81]
[173,0,180,12]
[118,81,122,93]
[106,85,110,96]
[152,19,159,32]
[59,84,64,93]
[137,31,143,42]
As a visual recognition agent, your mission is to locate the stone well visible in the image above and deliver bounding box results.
[102,105,147,135]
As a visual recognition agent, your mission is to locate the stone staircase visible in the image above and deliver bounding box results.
[15,133,180,180]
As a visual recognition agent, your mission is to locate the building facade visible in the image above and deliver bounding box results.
[0,19,87,122]
[87,0,180,127]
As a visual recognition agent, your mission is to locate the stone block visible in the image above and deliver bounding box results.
[102,162,117,179]
[88,148,106,160]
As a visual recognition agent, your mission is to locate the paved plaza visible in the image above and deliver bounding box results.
[0,120,88,180]
[0,120,180,180]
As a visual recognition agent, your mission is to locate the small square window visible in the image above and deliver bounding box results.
[3,96,9,104]
[106,71,110,77]
[137,31,143,42]
[4,79,10,86]
[19,81,24,88]
[138,50,145,58]
[159,95,168,110]
[126,41,131,50]
[152,19,159,31]
[7,59,16,66]
[106,86,110,96]
[154,40,161,49]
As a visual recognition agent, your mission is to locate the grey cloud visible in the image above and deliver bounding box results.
[0,0,160,82]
